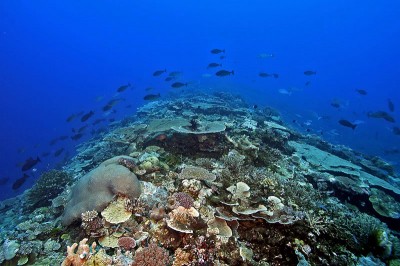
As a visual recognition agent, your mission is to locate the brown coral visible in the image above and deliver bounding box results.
[168,192,194,209]
[118,236,136,251]
[131,243,171,266]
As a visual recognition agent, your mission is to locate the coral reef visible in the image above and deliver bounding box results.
[24,170,72,211]
[1,92,400,266]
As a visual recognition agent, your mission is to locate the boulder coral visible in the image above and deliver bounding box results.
[62,156,141,226]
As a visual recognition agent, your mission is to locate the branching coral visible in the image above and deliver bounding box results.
[131,243,171,266]
[61,238,93,266]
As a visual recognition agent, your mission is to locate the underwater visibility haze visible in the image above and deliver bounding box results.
[1,1,400,265]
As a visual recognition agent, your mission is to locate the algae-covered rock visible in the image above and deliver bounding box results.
[61,156,141,225]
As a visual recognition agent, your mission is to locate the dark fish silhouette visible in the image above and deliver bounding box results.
[339,120,357,130]
[49,138,59,146]
[143,93,161,101]
[58,135,69,141]
[165,77,175,82]
[272,73,279,78]
[259,72,271,78]
[41,151,51,157]
[93,118,106,125]
[71,133,84,140]
[103,104,113,111]
[304,70,316,76]
[153,69,167,76]
[367,111,395,123]
[21,157,41,171]
[356,89,367,95]
[211,48,225,54]
[0,177,9,186]
[169,71,182,77]
[207,63,222,68]
[220,55,226,60]
[305,81,311,86]
[117,83,131,92]
[54,148,65,157]
[171,82,187,88]
[216,70,234,77]
[102,98,124,111]
[12,174,29,190]
[393,127,400,135]
[76,125,88,133]
[388,99,395,112]
[81,111,94,122]
[66,111,84,122]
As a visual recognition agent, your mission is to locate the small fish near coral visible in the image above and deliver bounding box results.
[21,156,41,171]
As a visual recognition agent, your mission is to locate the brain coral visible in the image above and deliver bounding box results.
[61,156,141,226]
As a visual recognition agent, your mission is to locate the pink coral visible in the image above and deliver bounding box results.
[169,192,194,209]
[118,236,136,251]
[131,243,171,266]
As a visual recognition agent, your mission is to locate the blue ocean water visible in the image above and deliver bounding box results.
[0,0,399,201]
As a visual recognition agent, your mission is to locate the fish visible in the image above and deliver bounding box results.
[258,53,274,58]
[102,104,113,111]
[77,125,89,133]
[94,96,104,102]
[207,63,222,68]
[220,55,226,60]
[21,157,41,171]
[171,82,188,88]
[54,148,65,157]
[305,81,311,86]
[58,135,69,141]
[259,72,271,78]
[165,77,175,82]
[215,70,234,77]
[102,98,124,111]
[367,111,395,123]
[66,114,77,122]
[153,69,167,76]
[93,118,106,125]
[388,99,395,112]
[143,93,161,101]
[0,177,9,186]
[356,89,367,95]
[81,111,94,122]
[339,120,357,130]
[211,48,225,54]
[145,87,154,91]
[71,133,84,140]
[330,99,342,108]
[169,71,182,77]
[155,134,167,142]
[117,83,131,92]
[278,88,292,95]
[393,127,400,135]
[49,138,59,146]
[41,151,51,157]
[12,174,29,190]
[272,73,279,78]
[304,70,316,76]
